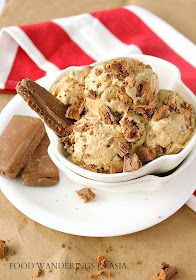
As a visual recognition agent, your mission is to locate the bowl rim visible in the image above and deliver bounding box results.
[47,54,196,179]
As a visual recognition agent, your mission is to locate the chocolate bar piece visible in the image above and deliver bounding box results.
[0,115,45,178]
[0,240,8,259]
[16,79,72,137]
[21,135,59,186]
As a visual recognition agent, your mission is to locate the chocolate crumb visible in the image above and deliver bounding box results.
[0,240,8,259]
[35,269,44,278]
[137,147,157,163]
[88,90,97,99]
[121,118,140,141]
[154,262,178,280]
[62,244,65,248]
[123,153,142,172]
[107,137,115,147]
[153,105,170,121]
[99,105,114,125]
[116,143,132,158]
[104,59,131,80]
[179,103,192,127]
[77,188,95,202]
[89,269,105,279]
[136,260,142,265]
[96,256,107,268]
[134,103,155,118]
[66,100,85,120]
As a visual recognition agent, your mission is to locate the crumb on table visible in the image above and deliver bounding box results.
[154,262,178,280]
[34,269,44,277]
[95,255,107,268]
[0,240,8,259]
[77,187,95,202]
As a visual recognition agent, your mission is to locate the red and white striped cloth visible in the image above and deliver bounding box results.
[0,5,196,210]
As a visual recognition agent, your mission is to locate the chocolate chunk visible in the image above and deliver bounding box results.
[122,119,138,140]
[137,147,157,163]
[16,79,72,137]
[77,188,95,202]
[163,95,176,111]
[34,269,44,278]
[65,101,85,120]
[123,153,142,172]
[0,115,45,178]
[104,59,131,80]
[89,270,104,279]
[87,90,97,99]
[99,105,114,125]
[179,103,192,127]
[107,137,115,147]
[154,262,178,280]
[116,143,132,158]
[0,240,8,259]
[153,105,170,121]
[95,256,107,268]
[134,104,155,118]
[21,135,59,186]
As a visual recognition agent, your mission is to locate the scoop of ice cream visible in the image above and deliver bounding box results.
[51,67,91,105]
[84,58,159,117]
[146,112,190,154]
[67,117,131,173]
[146,90,195,154]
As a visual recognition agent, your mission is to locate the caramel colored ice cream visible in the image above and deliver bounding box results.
[68,117,127,173]
[51,58,195,173]
[84,58,159,117]
[146,89,195,155]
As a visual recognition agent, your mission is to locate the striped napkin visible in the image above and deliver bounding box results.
[0,5,195,210]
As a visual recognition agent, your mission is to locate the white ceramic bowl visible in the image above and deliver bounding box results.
[46,54,196,183]
[47,143,196,193]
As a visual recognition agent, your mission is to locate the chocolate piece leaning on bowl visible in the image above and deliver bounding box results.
[21,134,59,186]
[0,115,45,178]
[16,79,73,137]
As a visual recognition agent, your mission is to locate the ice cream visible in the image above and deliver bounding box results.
[67,117,128,173]
[146,89,195,155]
[51,59,195,173]
[84,58,159,117]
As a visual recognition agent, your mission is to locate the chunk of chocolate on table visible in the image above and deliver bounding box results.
[77,187,95,202]
[16,79,72,137]
[0,115,45,178]
[21,135,59,186]
[154,262,178,280]
[0,240,8,259]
